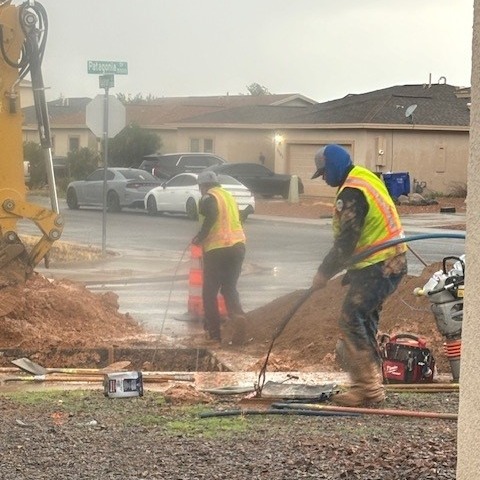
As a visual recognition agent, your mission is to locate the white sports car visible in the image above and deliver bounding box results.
[144,173,255,221]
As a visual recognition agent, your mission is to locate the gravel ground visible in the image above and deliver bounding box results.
[0,389,458,479]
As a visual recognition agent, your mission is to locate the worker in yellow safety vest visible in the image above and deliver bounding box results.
[311,144,407,407]
[192,171,246,344]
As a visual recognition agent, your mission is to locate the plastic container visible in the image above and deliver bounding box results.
[382,172,411,199]
[103,371,144,398]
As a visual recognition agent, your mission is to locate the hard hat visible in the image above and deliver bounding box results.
[197,170,219,185]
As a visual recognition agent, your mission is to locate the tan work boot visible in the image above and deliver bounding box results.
[331,341,385,407]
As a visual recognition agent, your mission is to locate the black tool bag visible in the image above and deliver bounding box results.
[380,333,435,384]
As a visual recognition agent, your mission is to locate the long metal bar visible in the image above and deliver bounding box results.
[273,402,458,420]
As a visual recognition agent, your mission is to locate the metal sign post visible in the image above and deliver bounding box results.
[101,76,112,257]
[86,61,127,256]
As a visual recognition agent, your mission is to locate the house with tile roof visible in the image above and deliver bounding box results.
[21,83,470,196]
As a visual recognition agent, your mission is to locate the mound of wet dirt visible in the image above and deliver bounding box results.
[219,262,449,373]
[0,273,143,351]
[0,262,453,376]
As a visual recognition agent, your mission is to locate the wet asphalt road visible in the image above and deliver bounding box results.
[19,197,465,339]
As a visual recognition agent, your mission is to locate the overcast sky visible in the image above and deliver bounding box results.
[36,0,474,103]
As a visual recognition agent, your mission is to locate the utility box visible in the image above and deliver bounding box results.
[382,172,410,199]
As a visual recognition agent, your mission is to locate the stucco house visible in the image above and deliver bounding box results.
[22,81,470,196]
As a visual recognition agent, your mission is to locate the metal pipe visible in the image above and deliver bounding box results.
[2,373,194,383]
[272,403,457,421]
[385,383,459,390]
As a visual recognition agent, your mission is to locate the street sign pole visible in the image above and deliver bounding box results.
[99,74,116,256]
[102,84,110,257]
[87,61,127,256]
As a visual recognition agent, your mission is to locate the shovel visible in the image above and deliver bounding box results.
[10,358,132,376]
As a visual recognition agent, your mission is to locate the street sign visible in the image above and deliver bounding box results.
[86,94,126,138]
[87,60,128,75]
[99,74,115,89]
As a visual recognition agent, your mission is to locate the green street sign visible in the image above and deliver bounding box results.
[87,60,128,75]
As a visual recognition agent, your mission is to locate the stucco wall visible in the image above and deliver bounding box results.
[275,127,469,196]
[175,127,276,167]
[457,1,480,478]
[23,128,97,157]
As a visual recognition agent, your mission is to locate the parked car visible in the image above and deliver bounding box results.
[144,173,255,221]
[204,163,304,199]
[139,152,227,180]
[66,168,162,212]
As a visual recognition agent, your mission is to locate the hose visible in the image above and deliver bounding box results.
[199,409,360,419]
[255,288,314,396]
[348,233,465,266]
[150,242,191,365]
[254,232,466,398]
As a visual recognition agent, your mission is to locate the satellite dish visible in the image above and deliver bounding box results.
[405,104,417,118]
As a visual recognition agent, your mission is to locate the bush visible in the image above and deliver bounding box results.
[67,148,100,180]
[447,182,467,198]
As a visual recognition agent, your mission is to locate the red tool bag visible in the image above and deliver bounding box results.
[380,333,435,383]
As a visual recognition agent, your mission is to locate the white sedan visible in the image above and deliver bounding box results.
[144,173,255,220]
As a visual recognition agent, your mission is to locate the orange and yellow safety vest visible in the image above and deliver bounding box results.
[202,187,246,253]
[333,166,406,269]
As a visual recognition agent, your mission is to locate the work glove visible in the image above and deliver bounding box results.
[312,271,328,290]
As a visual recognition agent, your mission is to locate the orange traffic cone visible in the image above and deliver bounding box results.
[186,244,227,321]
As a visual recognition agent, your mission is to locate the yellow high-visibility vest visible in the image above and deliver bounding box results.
[333,166,406,269]
[202,187,246,253]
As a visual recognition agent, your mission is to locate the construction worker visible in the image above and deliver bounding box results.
[311,144,407,406]
[192,170,246,343]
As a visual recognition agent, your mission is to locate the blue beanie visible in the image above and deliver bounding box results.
[323,145,353,187]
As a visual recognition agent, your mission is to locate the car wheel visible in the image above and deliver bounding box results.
[186,197,198,220]
[66,188,79,209]
[107,191,121,213]
[146,195,158,216]
[239,210,248,223]
[281,185,290,199]
[240,205,254,223]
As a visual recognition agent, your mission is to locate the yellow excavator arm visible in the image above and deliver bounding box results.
[0,0,63,284]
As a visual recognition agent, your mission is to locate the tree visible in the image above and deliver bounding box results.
[23,141,47,188]
[116,93,161,104]
[107,123,161,168]
[246,83,271,96]
[67,148,100,180]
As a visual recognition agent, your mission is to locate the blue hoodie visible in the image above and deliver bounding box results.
[323,145,353,187]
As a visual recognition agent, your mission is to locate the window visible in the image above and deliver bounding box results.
[190,139,200,152]
[69,136,80,152]
[204,139,213,153]
[190,138,214,153]
[87,169,105,181]
[166,174,196,187]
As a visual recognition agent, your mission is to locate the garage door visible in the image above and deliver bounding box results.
[288,143,353,197]
[287,144,332,197]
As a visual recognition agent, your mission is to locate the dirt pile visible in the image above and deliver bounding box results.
[0,262,455,375]
[0,273,143,351]
[236,262,451,373]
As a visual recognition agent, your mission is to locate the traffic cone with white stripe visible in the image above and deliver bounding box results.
[176,244,227,322]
